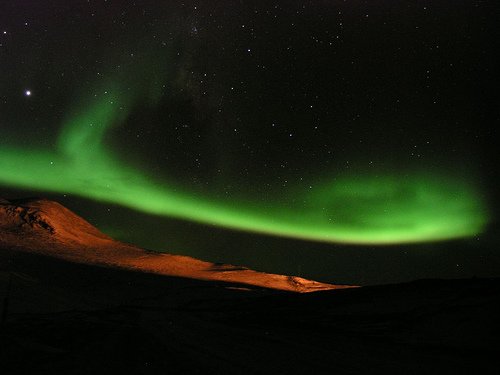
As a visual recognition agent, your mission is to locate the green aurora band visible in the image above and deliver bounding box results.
[0,86,489,245]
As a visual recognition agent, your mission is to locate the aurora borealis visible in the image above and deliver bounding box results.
[0,85,489,244]
[0,1,497,282]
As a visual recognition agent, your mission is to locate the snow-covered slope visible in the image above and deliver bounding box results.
[0,197,352,292]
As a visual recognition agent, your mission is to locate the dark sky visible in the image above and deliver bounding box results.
[0,1,498,285]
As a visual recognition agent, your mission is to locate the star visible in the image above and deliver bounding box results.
[25,90,32,96]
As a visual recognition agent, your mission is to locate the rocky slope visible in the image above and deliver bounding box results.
[0,197,351,292]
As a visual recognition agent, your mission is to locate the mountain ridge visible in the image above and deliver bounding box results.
[0,197,352,292]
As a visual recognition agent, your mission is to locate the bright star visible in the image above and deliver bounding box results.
[25,90,31,96]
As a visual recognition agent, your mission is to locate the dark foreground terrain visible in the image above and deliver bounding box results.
[1,250,499,375]
[0,198,498,374]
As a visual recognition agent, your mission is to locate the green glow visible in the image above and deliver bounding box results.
[0,86,489,245]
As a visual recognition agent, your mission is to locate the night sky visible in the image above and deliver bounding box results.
[0,1,498,285]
